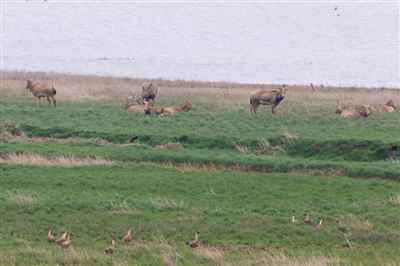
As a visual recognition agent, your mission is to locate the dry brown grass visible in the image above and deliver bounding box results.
[233,253,340,266]
[153,143,183,150]
[0,131,26,143]
[163,161,346,177]
[1,71,399,107]
[0,131,109,145]
[0,153,113,167]
[171,162,229,173]
[338,214,374,232]
[194,246,226,265]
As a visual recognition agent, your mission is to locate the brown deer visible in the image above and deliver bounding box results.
[159,101,192,116]
[383,100,396,113]
[250,86,286,114]
[141,82,158,102]
[25,80,57,107]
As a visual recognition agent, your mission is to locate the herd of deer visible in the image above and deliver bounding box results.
[335,99,396,118]
[125,82,193,116]
[24,79,396,117]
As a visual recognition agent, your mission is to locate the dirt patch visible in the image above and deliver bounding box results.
[0,153,113,167]
[193,246,225,264]
[154,143,183,150]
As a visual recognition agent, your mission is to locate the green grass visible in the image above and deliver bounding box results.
[0,163,400,265]
[1,96,400,265]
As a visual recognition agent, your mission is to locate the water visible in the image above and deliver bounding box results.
[1,1,399,87]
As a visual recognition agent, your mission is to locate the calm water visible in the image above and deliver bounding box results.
[1,1,399,87]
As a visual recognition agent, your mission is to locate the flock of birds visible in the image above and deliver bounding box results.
[47,228,200,255]
[46,214,320,255]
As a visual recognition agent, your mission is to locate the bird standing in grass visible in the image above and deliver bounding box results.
[123,228,133,244]
[314,218,323,230]
[57,233,72,249]
[104,235,117,255]
[47,228,56,242]
[187,232,200,248]
[304,213,312,225]
[56,232,68,245]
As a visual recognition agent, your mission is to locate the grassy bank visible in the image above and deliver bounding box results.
[0,71,400,265]
[0,163,400,265]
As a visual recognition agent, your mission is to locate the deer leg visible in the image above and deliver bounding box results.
[253,104,258,114]
[52,96,57,107]
[46,96,51,105]
[272,104,277,114]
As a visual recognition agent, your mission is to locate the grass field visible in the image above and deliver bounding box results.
[0,71,400,265]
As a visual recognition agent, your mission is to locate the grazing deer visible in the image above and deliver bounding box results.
[25,80,57,107]
[250,86,286,114]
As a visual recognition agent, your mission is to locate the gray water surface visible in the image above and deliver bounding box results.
[1,1,399,87]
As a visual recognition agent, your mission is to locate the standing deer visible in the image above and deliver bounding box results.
[141,82,158,102]
[250,86,286,114]
[25,80,57,107]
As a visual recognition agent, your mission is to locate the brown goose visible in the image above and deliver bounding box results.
[123,228,133,244]
[47,228,56,242]
[187,232,200,248]
[104,235,117,255]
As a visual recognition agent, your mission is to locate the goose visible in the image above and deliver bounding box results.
[314,219,323,230]
[47,228,56,242]
[304,213,312,225]
[55,232,68,244]
[187,232,200,248]
[57,233,72,249]
[104,235,117,255]
[123,228,133,244]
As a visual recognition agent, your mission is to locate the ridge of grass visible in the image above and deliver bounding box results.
[0,142,399,180]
